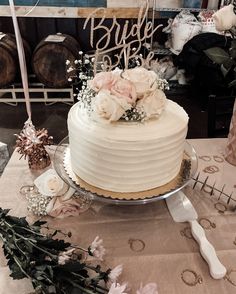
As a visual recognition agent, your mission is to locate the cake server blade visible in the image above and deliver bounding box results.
[166,190,226,279]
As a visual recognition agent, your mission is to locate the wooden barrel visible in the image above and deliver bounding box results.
[0,33,31,87]
[32,34,81,88]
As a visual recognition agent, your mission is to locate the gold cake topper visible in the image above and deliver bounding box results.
[83,0,161,73]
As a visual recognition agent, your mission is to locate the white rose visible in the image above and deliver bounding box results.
[136,89,166,120]
[122,67,157,98]
[136,283,158,294]
[92,90,131,122]
[34,169,68,197]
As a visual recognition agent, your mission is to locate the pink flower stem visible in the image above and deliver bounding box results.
[70,244,88,252]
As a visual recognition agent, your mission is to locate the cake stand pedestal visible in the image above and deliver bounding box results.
[53,136,198,205]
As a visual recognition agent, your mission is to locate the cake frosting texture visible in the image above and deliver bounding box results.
[68,99,188,193]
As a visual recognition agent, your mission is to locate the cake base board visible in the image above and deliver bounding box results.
[63,148,192,201]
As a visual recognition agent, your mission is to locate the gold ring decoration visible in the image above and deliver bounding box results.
[19,185,37,197]
[213,155,224,163]
[233,237,236,246]
[224,269,236,287]
[180,227,193,239]
[203,185,214,195]
[203,165,219,174]
[128,239,145,252]
[199,218,216,230]
[181,269,203,286]
[214,202,227,214]
[199,155,211,162]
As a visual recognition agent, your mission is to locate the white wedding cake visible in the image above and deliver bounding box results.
[68,67,188,193]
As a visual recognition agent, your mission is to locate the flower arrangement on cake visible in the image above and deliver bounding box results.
[67,54,169,123]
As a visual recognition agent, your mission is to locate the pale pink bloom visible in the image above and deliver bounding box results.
[92,90,131,122]
[122,67,157,98]
[108,283,128,294]
[47,197,82,218]
[110,78,137,104]
[90,236,106,261]
[136,88,167,120]
[89,72,116,92]
[58,248,75,265]
[136,283,158,294]
[108,265,123,283]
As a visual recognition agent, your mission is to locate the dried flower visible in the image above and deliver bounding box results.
[58,248,75,265]
[136,283,158,294]
[89,236,106,261]
[108,283,128,294]
[108,265,123,283]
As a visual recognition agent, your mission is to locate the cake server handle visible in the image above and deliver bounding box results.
[189,220,227,279]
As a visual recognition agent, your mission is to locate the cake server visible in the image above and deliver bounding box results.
[166,190,226,279]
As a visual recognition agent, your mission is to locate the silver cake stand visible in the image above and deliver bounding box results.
[53,136,198,205]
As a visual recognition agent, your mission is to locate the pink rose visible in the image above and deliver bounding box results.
[110,78,137,104]
[47,197,82,218]
[89,72,116,92]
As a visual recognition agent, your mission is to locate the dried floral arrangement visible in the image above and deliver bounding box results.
[0,208,158,294]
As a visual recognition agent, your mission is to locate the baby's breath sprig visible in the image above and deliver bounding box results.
[77,87,96,111]
[66,51,94,88]
[156,78,169,91]
[122,107,146,122]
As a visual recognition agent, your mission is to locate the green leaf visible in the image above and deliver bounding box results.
[58,261,86,273]
[9,264,27,279]
[231,39,236,49]
[0,208,10,218]
[221,64,231,77]
[37,239,70,251]
[204,47,230,64]
[51,230,58,237]
[229,47,236,59]
[6,215,28,227]
[228,79,236,87]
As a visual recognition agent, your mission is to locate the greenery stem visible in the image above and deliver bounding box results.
[64,278,99,294]
[27,240,56,259]
[84,264,101,273]
[70,244,88,252]
[3,223,56,260]
[14,225,45,237]
[0,236,31,279]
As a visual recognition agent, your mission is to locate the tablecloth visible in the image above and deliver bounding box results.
[0,139,236,294]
